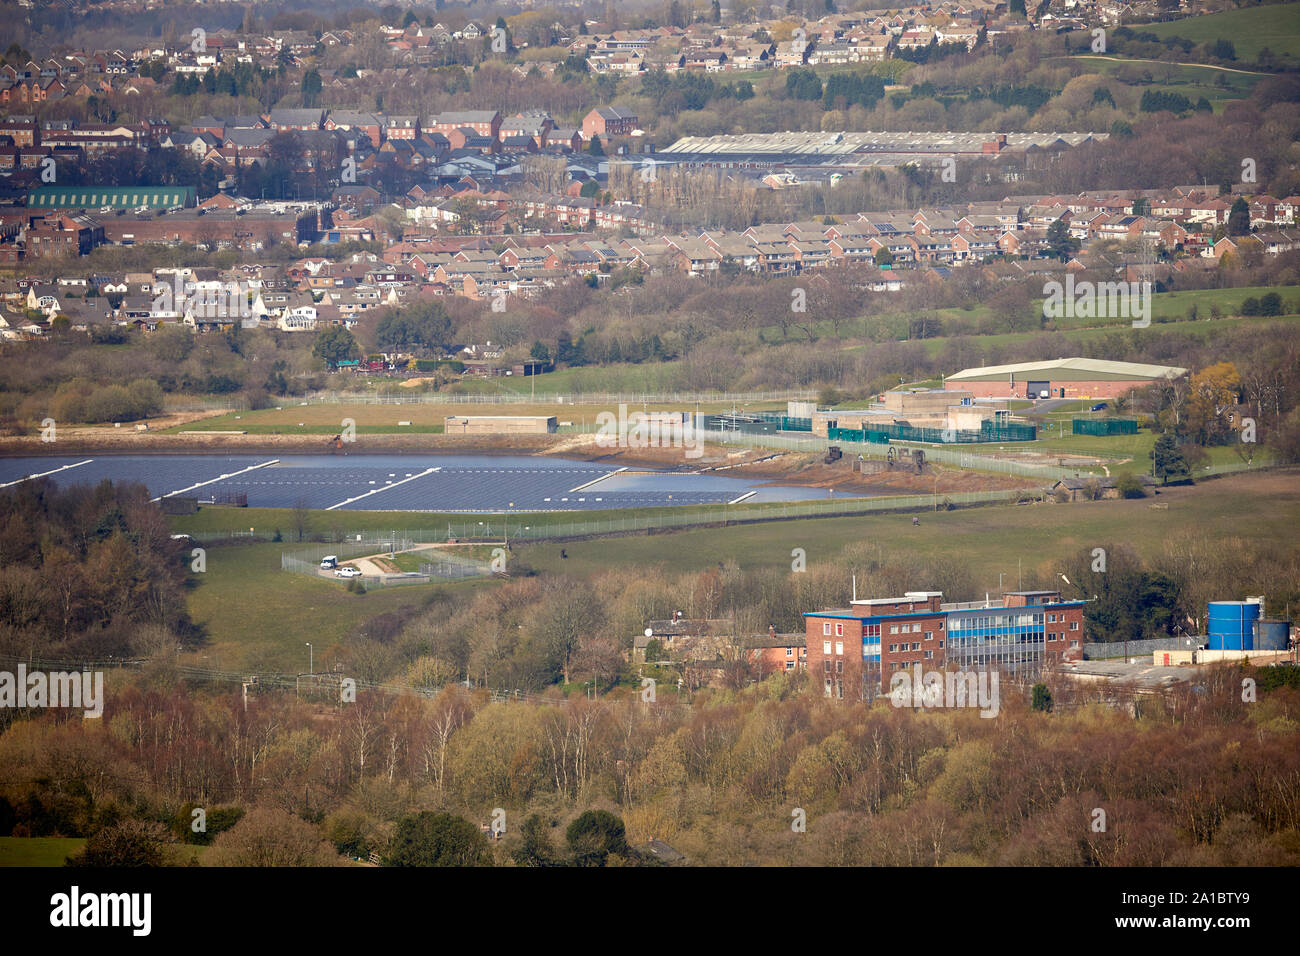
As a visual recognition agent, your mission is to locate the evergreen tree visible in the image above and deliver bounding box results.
[312,326,360,370]
[1227,197,1251,236]
[566,810,627,866]
[1150,432,1191,484]
[1045,218,1077,260]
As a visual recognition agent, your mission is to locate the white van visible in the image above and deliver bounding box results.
[320,555,339,570]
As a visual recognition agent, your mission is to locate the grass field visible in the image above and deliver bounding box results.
[1053,55,1266,107]
[782,285,1300,346]
[0,836,83,867]
[182,540,494,672]
[1141,5,1300,62]
[512,470,1299,581]
[166,397,787,434]
[173,469,1299,672]
[0,837,214,867]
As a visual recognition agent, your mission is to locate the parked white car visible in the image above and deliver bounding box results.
[334,566,362,578]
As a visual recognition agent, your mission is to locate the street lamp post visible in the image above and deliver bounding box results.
[306,642,313,675]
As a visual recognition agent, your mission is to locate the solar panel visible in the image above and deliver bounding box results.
[1,454,858,512]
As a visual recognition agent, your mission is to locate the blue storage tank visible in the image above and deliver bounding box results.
[1255,620,1291,652]
[1208,601,1262,650]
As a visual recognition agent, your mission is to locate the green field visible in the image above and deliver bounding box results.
[786,285,1300,346]
[180,539,495,671]
[1054,55,1266,107]
[0,836,84,867]
[1141,5,1300,62]
[165,396,787,434]
[511,469,1298,580]
[0,837,214,867]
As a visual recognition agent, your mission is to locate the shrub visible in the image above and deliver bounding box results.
[1115,473,1146,498]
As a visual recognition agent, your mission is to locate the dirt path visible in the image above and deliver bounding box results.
[1054,53,1269,76]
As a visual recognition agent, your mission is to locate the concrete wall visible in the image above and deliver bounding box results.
[444,415,557,435]
[1083,636,1185,660]
[883,388,970,418]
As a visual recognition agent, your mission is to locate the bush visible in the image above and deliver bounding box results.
[68,820,172,867]
[566,809,627,866]
[1115,473,1146,498]
[384,811,491,867]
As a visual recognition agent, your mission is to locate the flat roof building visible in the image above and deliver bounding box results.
[805,589,1085,700]
[444,415,557,435]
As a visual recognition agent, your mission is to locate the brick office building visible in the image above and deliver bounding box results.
[804,589,1085,700]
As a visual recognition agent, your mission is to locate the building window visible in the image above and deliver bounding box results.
[1070,640,1079,648]
[911,642,920,651]
[835,660,843,674]
[823,640,831,654]
[835,623,844,637]
[835,641,843,656]
[889,644,896,653]
[925,632,933,641]
[823,660,831,673]
[1070,621,1079,630]
[786,647,794,658]
[925,650,933,660]
[823,622,831,636]
[939,640,945,648]
[890,625,899,634]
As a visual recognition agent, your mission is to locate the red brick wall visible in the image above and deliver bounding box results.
[806,616,863,700]
[878,613,945,692]
[946,380,1158,400]
[1045,604,1084,656]
[756,645,805,677]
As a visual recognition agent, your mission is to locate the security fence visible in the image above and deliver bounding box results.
[686,426,1073,479]
[312,389,814,406]
[270,490,1027,564]
[700,412,813,434]
[280,536,492,586]
[1073,418,1138,436]
[827,420,1037,443]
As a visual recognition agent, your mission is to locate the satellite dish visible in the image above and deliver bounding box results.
[644,628,653,638]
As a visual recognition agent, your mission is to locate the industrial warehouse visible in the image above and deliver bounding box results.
[943,357,1189,400]
[650,130,1107,174]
